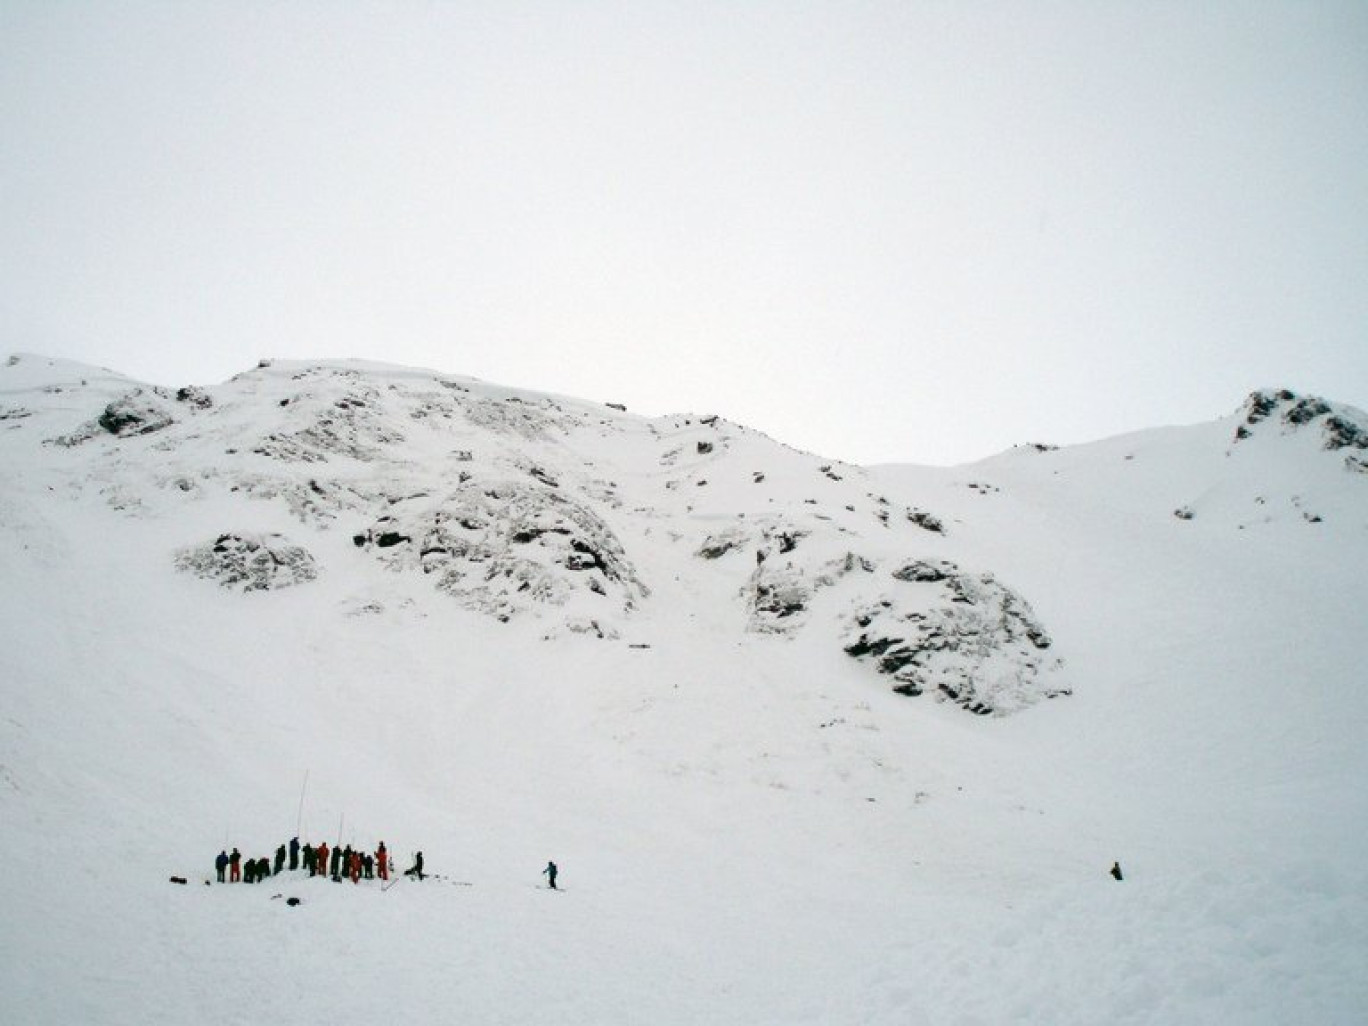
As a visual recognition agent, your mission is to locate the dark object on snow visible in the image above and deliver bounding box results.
[286,897,301,907]
[405,851,425,881]
[1110,861,1124,881]
[169,876,188,885]
[543,860,559,890]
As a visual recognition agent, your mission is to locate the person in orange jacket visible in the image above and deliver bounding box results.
[349,849,361,884]
[376,842,389,881]
[315,841,329,880]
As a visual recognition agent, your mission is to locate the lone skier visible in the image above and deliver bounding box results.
[543,860,558,890]
[1110,861,1124,881]
[405,851,424,880]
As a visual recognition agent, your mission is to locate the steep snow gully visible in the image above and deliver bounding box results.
[1,356,1365,1025]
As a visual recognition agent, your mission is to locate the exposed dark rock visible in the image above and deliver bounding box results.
[697,533,742,559]
[906,509,945,534]
[893,561,951,583]
[844,560,1066,715]
[175,533,318,592]
[175,386,213,409]
[98,391,175,437]
[1324,415,1368,451]
[1285,396,1331,426]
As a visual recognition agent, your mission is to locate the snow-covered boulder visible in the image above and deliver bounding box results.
[353,475,646,625]
[844,560,1066,715]
[174,532,319,592]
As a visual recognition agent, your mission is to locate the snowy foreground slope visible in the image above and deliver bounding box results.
[1,354,1366,1025]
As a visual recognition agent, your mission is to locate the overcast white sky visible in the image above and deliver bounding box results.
[2,2,1365,465]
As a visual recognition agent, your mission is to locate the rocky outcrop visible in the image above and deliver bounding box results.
[843,560,1066,715]
[175,533,318,592]
[1235,389,1368,457]
[51,389,177,446]
[353,475,645,623]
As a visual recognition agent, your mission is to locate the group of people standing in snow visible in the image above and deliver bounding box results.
[215,837,423,886]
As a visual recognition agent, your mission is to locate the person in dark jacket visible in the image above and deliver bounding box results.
[215,850,229,884]
[543,860,558,890]
[405,851,424,880]
[330,844,342,879]
[303,843,316,877]
[274,844,286,875]
[289,836,300,871]
[1110,861,1124,881]
[229,847,242,883]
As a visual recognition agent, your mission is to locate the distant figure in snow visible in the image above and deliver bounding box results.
[274,844,286,875]
[215,850,229,884]
[303,843,316,877]
[315,842,329,880]
[405,851,425,881]
[244,858,256,885]
[363,853,374,880]
[376,842,389,882]
[289,836,300,871]
[229,847,242,883]
[349,850,362,884]
[330,844,342,879]
[1110,861,1124,881]
[543,861,558,890]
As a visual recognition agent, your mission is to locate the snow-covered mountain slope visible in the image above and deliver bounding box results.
[1,355,1365,1025]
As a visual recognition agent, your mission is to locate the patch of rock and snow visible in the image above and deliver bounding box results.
[175,531,319,591]
[843,559,1066,715]
[352,473,646,623]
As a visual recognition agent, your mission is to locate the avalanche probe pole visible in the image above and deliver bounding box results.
[295,770,309,837]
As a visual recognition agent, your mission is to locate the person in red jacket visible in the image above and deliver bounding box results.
[229,847,241,883]
[315,841,329,880]
[349,849,361,884]
[376,842,389,882]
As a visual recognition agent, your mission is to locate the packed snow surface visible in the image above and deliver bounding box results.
[1,357,1365,1024]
